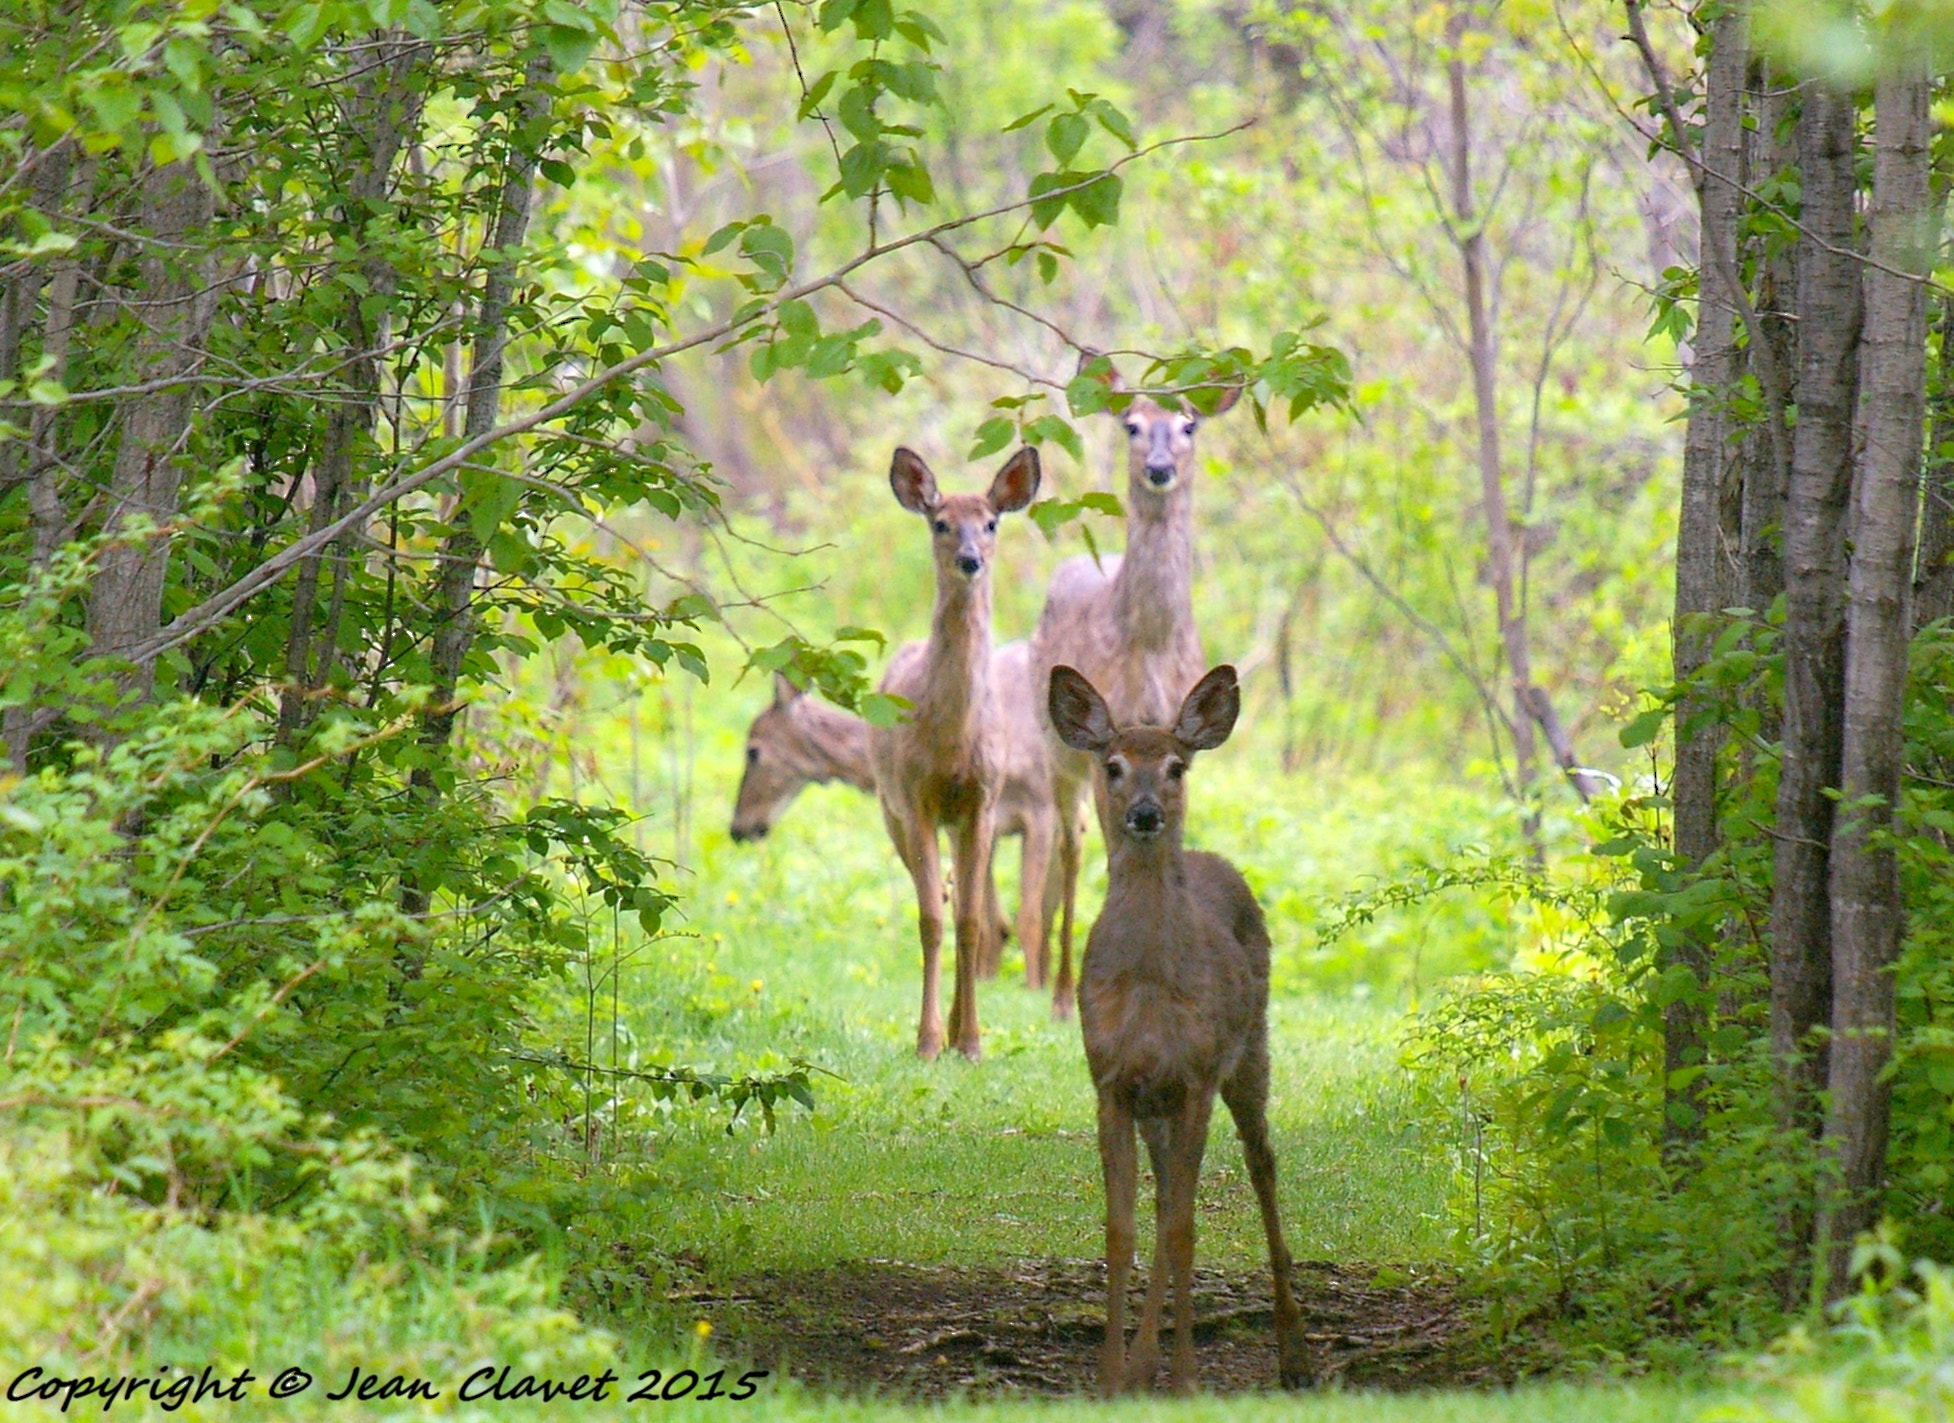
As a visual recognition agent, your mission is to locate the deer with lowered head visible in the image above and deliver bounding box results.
[1048,661,1311,1396]
[870,445,1041,1060]
[729,651,1065,987]
[1030,364,1241,1020]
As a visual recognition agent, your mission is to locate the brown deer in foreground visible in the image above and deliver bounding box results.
[1048,662,1311,1396]
[729,653,1065,987]
[1030,368,1241,1019]
[871,446,1040,1059]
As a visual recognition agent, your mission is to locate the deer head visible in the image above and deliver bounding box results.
[730,674,812,843]
[1048,663,1239,845]
[1076,352,1242,495]
[890,446,1041,582]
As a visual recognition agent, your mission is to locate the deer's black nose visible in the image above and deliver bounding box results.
[957,553,982,577]
[1126,801,1164,836]
[1145,464,1174,487]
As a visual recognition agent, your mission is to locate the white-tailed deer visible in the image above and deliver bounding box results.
[870,446,1041,1059]
[1048,662,1310,1396]
[729,654,1063,986]
[730,673,876,842]
[1030,366,1241,1019]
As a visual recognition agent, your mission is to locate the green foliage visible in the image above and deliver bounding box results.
[1717,1258,1954,1422]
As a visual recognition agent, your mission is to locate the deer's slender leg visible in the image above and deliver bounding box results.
[1016,805,1055,990]
[1096,1090,1138,1398]
[1163,1088,1215,1395]
[894,806,946,1060]
[1224,1044,1312,1388]
[1127,1115,1172,1389]
[947,802,993,1059]
[979,847,1007,979]
[1049,778,1084,1021]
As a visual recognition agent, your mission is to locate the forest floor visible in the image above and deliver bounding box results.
[704,1255,1492,1399]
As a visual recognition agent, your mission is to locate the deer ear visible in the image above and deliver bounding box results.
[988,447,1041,514]
[1076,347,1127,392]
[1048,665,1114,754]
[1174,665,1239,752]
[890,448,939,514]
[772,672,802,708]
[1206,382,1242,417]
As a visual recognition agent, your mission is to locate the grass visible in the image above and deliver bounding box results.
[597,718,1452,1278]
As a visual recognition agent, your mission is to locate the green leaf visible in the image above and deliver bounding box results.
[838,140,891,198]
[1004,104,1054,133]
[285,1,329,48]
[859,692,910,728]
[702,220,748,256]
[1047,111,1089,166]
[1090,99,1135,150]
[1068,171,1122,228]
[460,468,522,543]
[851,0,894,39]
[1619,706,1669,749]
[1027,171,1071,230]
[968,416,1015,459]
[885,158,934,206]
[797,69,838,119]
[543,23,596,72]
[1023,414,1082,462]
[817,0,859,31]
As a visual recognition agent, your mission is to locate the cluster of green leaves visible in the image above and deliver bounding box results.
[1398,826,1796,1360]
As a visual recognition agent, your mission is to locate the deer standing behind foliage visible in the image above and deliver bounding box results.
[870,446,1040,1060]
[1030,368,1241,1020]
[728,650,1065,983]
[1048,662,1311,1396]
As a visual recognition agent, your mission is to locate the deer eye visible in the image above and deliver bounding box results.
[746,746,760,764]
[932,519,949,534]
[1166,760,1186,781]
[1123,421,1141,436]
[1104,761,1123,782]
[985,518,997,532]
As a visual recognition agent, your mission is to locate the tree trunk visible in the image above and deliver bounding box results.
[279,38,425,743]
[1819,53,1934,1297]
[83,155,218,703]
[1739,58,1796,632]
[1913,294,1954,633]
[1769,78,1861,1293]
[1444,6,1598,835]
[402,53,552,918]
[1666,0,1748,1150]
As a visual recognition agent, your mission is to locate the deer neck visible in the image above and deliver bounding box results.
[1100,832,1197,975]
[1107,829,1186,896]
[794,699,876,792]
[1112,483,1194,651]
[917,573,992,739]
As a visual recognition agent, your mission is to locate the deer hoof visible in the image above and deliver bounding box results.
[917,1021,945,1060]
[1050,995,1075,1023]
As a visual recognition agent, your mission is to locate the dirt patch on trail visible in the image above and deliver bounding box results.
[692,1257,1505,1399]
